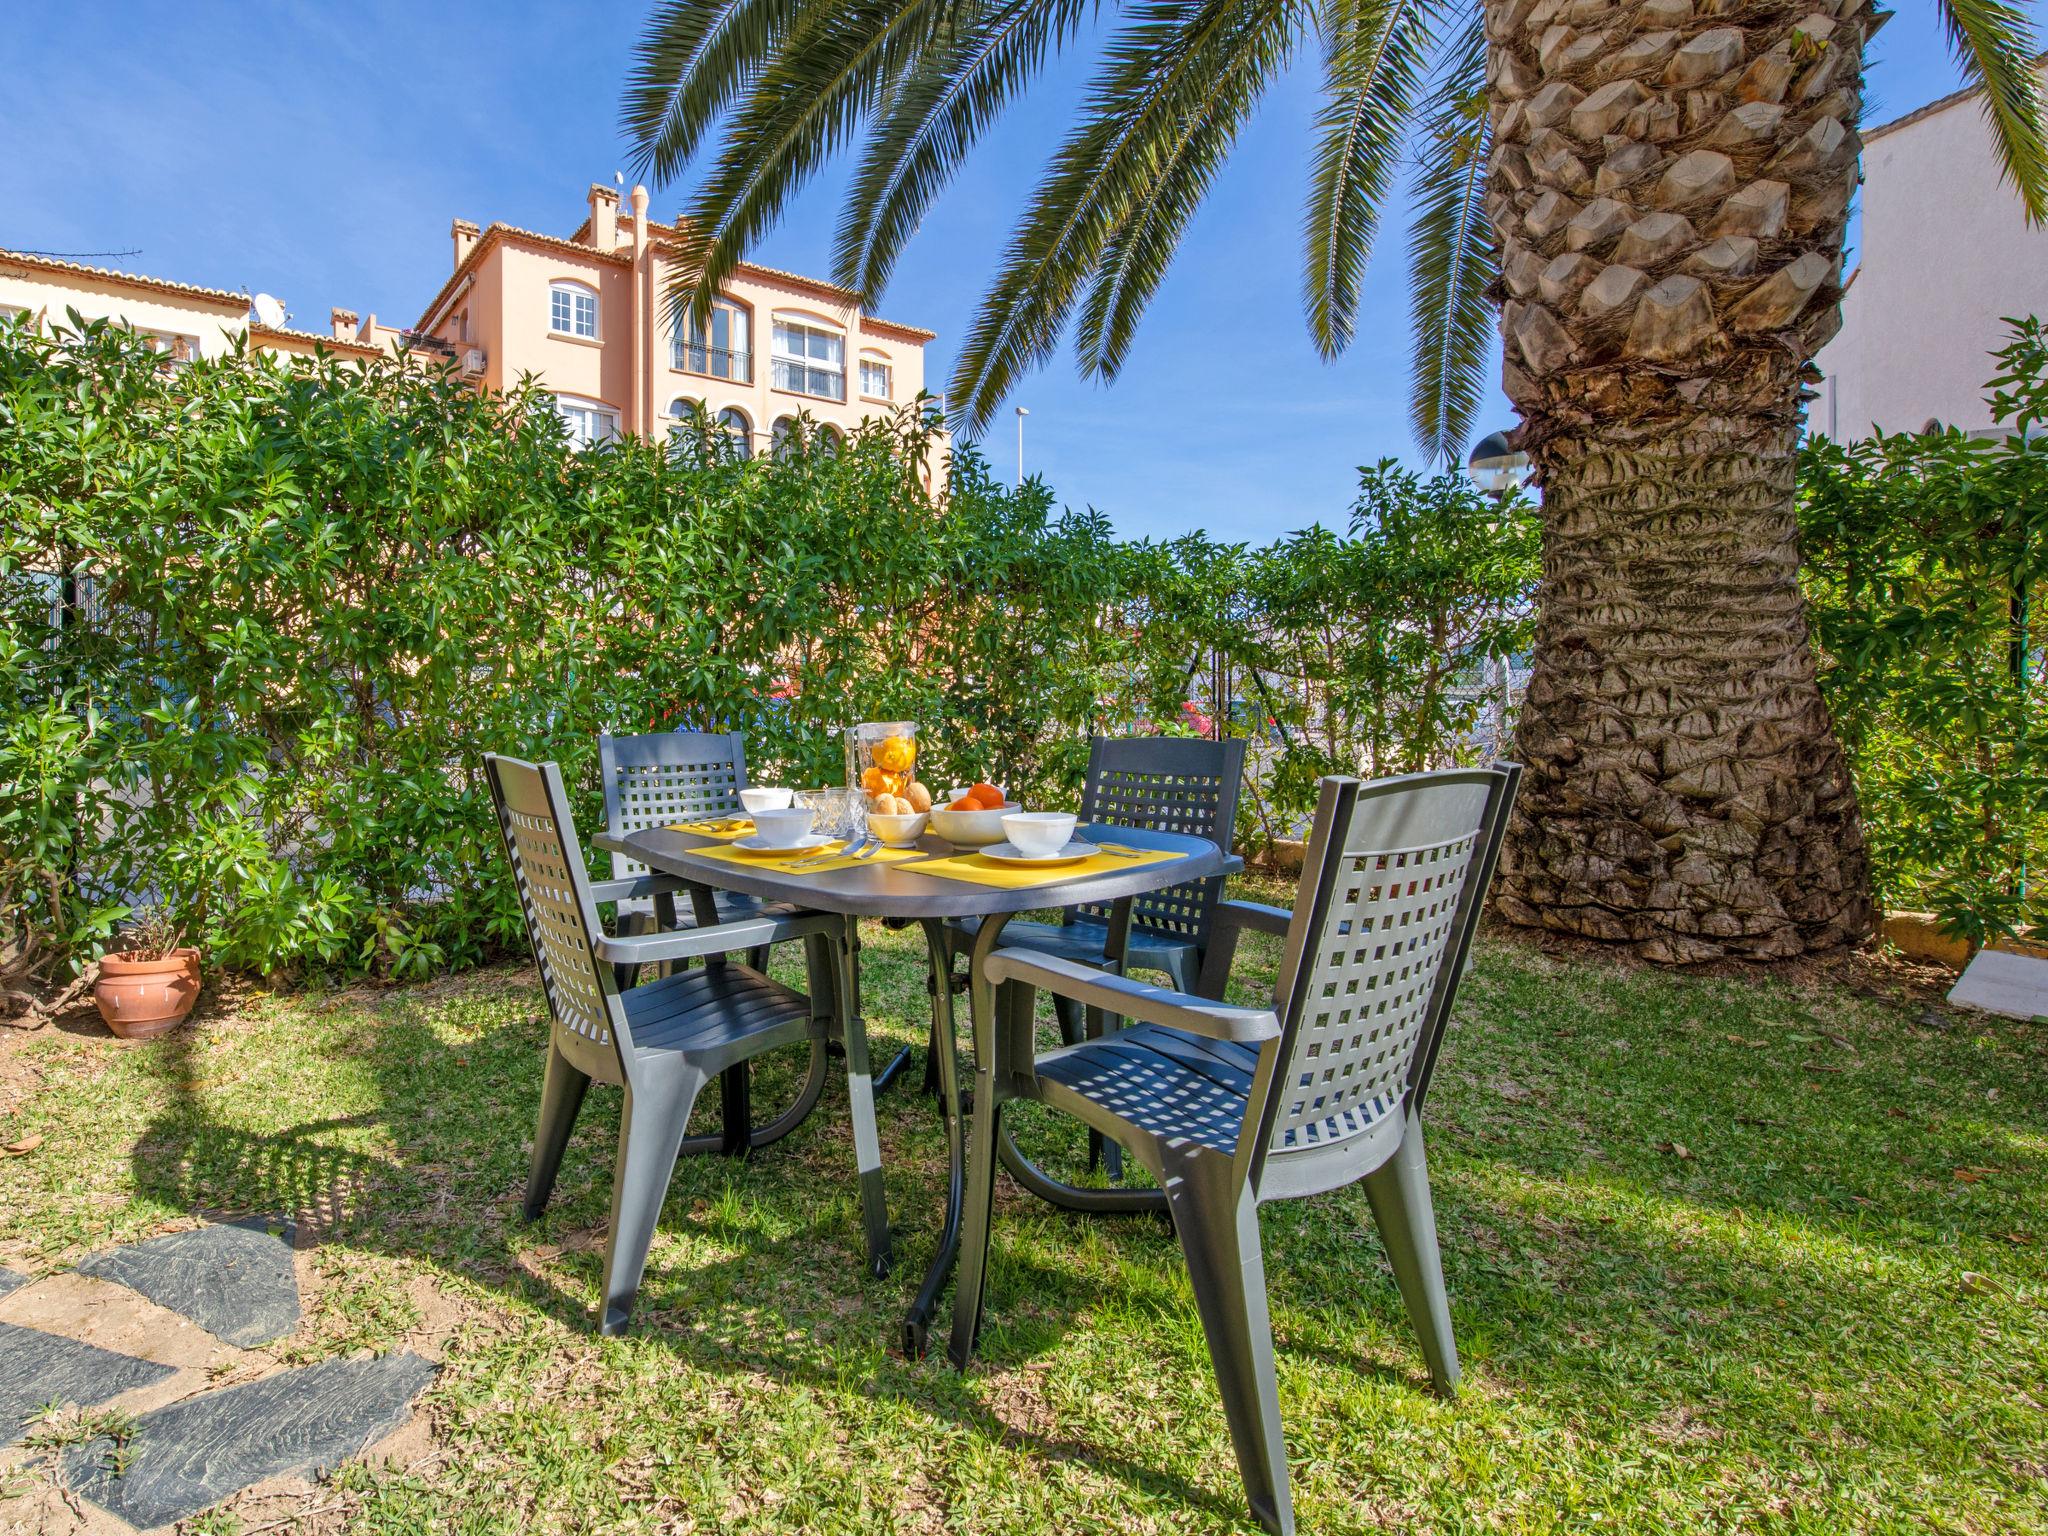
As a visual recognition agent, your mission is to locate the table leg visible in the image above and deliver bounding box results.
[901,914,977,1358]
[832,915,893,1279]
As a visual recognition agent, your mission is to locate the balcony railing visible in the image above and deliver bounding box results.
[672,341,753,383]
[771,358,847,402]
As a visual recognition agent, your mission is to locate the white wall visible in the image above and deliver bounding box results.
[1817,62,2048,439]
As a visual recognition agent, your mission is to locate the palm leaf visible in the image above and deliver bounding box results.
[622,0,810,187]
[835,0,1096,302]
[1935,0,2048,222]
[1300,0,1441,358]
[949,0,1302,432]
[1075,1,1304,378]
[1405,7,1493,468]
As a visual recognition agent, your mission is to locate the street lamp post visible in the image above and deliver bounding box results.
[1015,405,1029,488]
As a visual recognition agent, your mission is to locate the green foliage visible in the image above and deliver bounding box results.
[0,316,1122,990]
[1,318,1543,990]
[1799,317,2048,946]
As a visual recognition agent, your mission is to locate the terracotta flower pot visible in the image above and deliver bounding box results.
[93,948,202,1039]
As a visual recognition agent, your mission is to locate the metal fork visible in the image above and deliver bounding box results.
[788,834,874,870]
[1081,835,1146,860]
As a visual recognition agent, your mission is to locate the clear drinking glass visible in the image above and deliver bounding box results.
[802,787,868,845]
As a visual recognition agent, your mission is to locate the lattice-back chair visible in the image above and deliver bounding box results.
[943,735,1246,1181]
[486,753,887,1335]
[949,765,1520,1536]
[599,729,770,933]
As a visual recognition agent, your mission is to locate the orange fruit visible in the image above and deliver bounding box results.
[948,796,977,811]
[861,766,888,794]
[969,781,1002,807]
[874,735,914,774]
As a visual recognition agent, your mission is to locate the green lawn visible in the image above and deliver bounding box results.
[3,881,2044,1534]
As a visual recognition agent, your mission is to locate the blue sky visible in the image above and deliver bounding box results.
[2,1,2024,542]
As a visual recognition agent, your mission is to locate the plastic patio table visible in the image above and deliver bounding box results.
[595,820,1233,1356]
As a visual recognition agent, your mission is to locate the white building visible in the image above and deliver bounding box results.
[1816,59,2048,439]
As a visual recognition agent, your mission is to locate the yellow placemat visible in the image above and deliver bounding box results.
[908,844,1181,889]
[668,818,756,840]
[688,841,922,876]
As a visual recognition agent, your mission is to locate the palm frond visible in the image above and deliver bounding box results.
[1936,0,2048,222]
[835,0,1096,302]
[1074,2,1304,378]
[622,0,809,187]
[663,0,950,325]
[948,0,1299,432]
[1405,7,1494,468]
[1300,0,1440,358]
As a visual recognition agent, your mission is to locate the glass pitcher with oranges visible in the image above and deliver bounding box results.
[845,722,925,814]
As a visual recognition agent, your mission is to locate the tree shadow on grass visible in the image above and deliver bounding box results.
[117,979,1254,1525]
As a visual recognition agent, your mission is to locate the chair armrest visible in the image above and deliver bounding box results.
[594,911,836,966]
[1213,899,1293,939]
[983,948,1280,1044]
[587,873,690,905]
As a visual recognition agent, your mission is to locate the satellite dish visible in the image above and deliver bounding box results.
[249,292,286,328]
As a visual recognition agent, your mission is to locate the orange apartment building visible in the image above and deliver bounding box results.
[410,182,936,457]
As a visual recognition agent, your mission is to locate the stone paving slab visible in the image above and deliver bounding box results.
[75,1219,300,1347]
[62,1352,437,1531]
[0,1322,179,1444]
[0,1267,24,1299]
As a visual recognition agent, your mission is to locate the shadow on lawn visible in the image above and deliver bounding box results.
[115,960,2048,1525]
[118,983,1248,1523]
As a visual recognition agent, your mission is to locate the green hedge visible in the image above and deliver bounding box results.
[0,316,1527,997]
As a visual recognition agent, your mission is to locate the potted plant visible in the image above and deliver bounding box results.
[92,907,200,1040]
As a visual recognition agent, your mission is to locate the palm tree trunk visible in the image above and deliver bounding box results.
[1482,0,1877,960]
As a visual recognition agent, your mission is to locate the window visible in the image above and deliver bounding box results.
[554,394,618,449]
[817,423,844,455]
[859,354,892,400]
[675,299,751,382]
[716,406,752,458]
[770,415,800,459]
[771,318,846,401]
[139,330,198,368]
[549,281,598,339]
[667,396,702,454]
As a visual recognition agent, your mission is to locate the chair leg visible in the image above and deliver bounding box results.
[946,1068,1005,1369]
[1050,992,1084,1047]
[599,1075,700,1335]
[832,920,893,1277]
[1360,1115,1460,1398]
[1165,1171,1294,1536]
[523,1042,592,1220]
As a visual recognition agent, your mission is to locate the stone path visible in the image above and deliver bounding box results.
[0,1220,437,1533]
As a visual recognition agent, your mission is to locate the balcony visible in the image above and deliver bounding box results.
[672,341,753,384]
[771,358,846,402]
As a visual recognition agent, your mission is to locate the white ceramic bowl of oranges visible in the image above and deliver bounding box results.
[927,782,1017,848]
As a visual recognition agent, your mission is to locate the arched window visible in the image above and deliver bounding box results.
[553,393,617,449]
[716,406,752,458]
[770,415,801,459]
[771,313,846,401]
[549,279,598,339]
[817,423,845,455]
[675,298,752,382]
[858,350,892,401]
[667,397,702,455]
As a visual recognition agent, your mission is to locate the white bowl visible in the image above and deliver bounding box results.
[751,806,816,846]
[740,786,794,815]
[929,800,1020,848]
[1002,812,1077,859]
[867,809,929,848]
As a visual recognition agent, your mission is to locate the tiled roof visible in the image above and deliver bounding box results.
[249,323,384,359]
[0,247,249,309]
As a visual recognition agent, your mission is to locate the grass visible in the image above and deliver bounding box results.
[1,877,2044,1534]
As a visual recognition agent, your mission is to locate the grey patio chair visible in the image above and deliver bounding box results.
[943,734,1246,1180]
[948,764,1521,1536]
[601,729,817,1153]
[486,753,886,1335]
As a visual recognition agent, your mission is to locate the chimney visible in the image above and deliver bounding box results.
[330,307,359,341]
[589,184,620,250]
[630,184,650,256]
[451,219,479,270]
